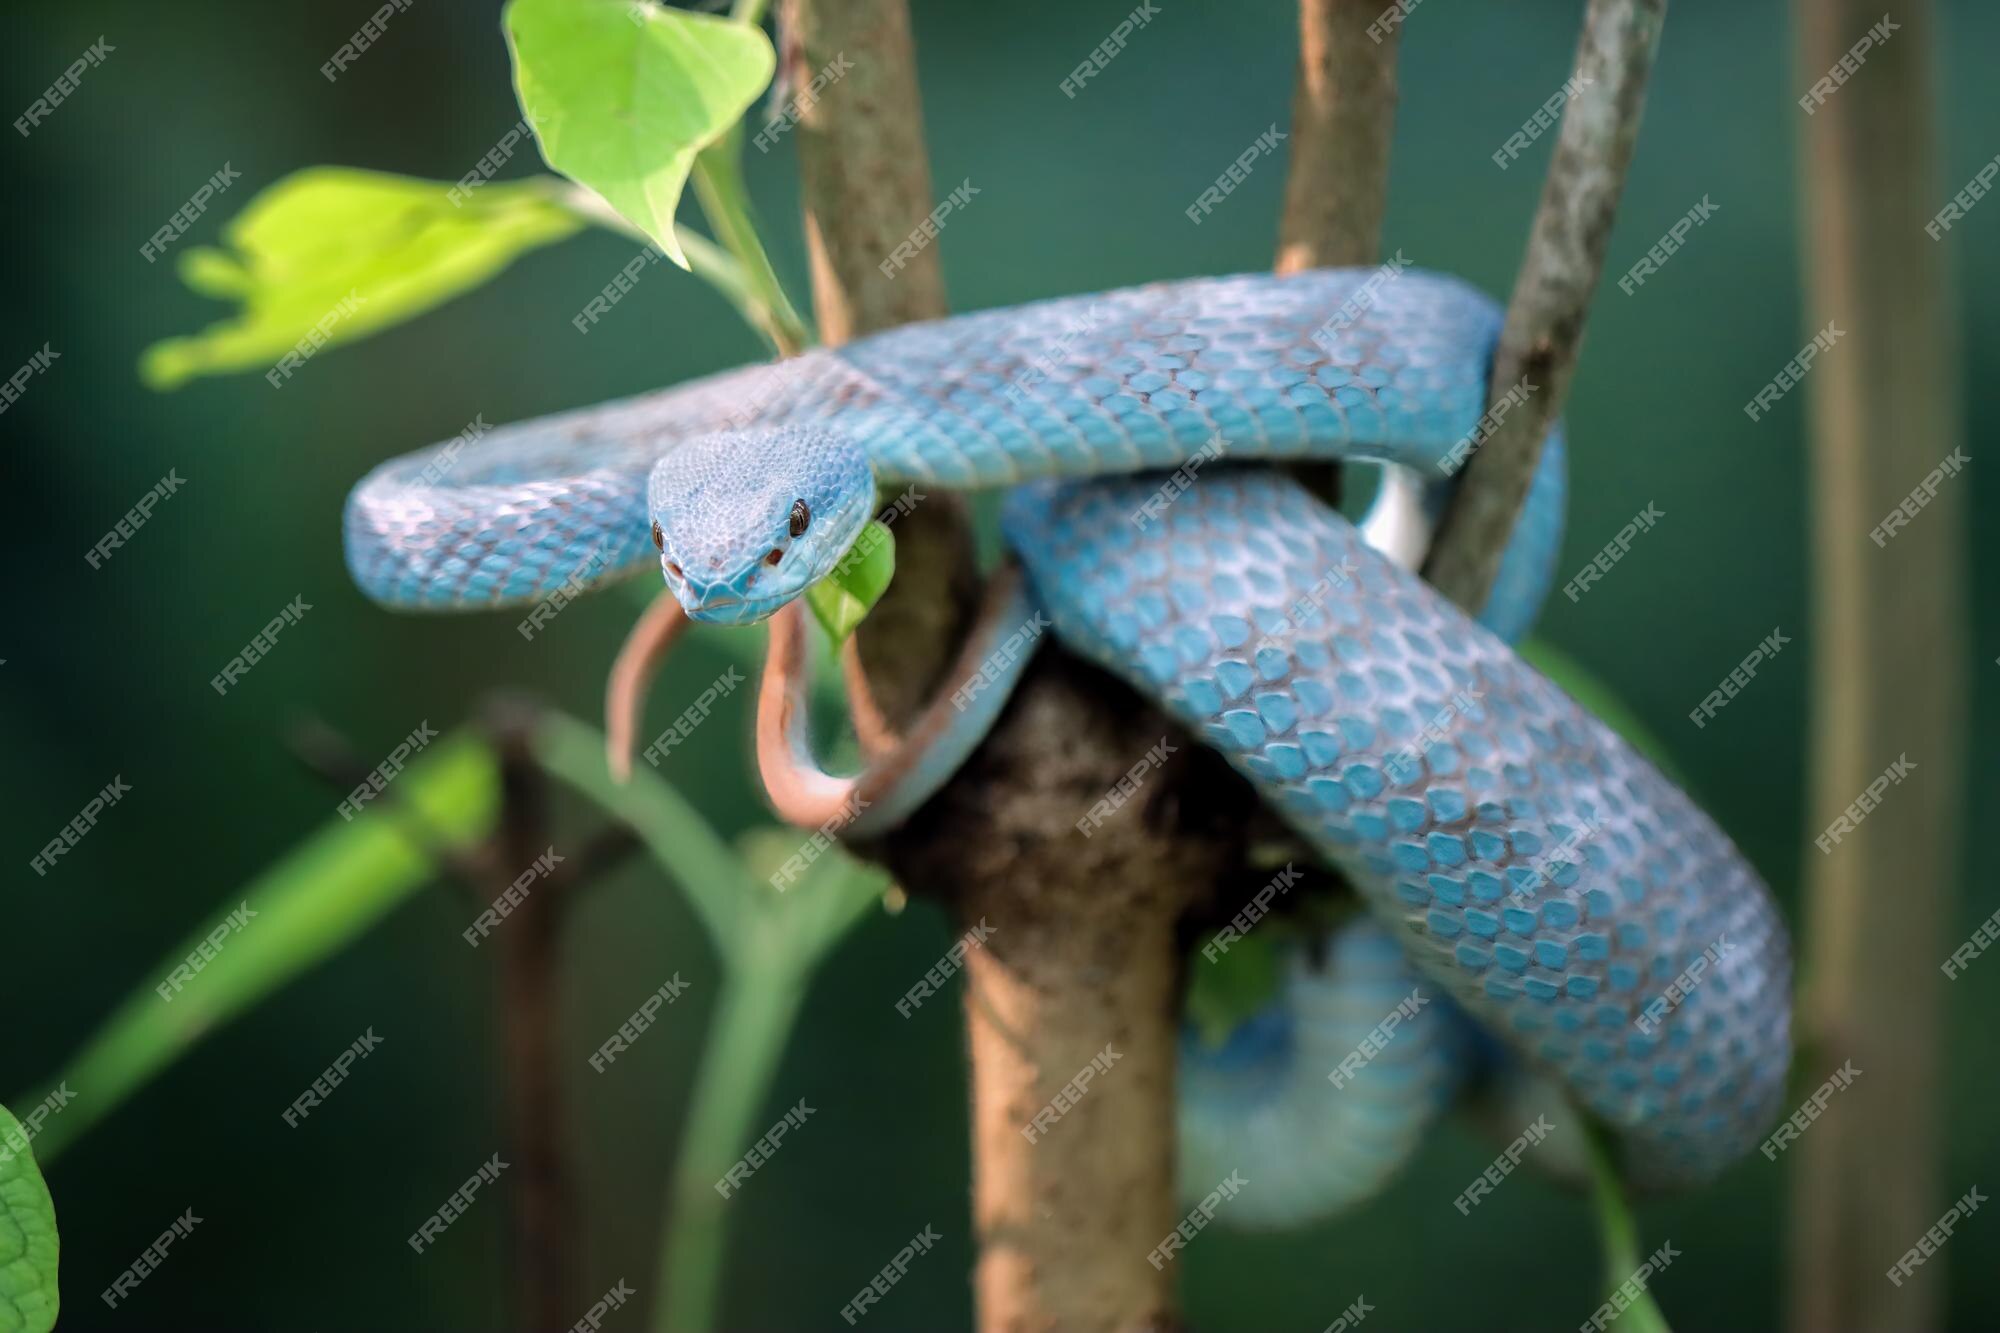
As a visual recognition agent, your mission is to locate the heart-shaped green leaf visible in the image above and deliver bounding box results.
[806,520,896,645]
[0,1103,59,1333]
[140,169,583,389]
[504,0,775,269]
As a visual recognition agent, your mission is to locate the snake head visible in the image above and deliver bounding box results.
[645,426,875,626]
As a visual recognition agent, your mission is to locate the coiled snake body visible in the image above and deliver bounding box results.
[347,268,1790,1223]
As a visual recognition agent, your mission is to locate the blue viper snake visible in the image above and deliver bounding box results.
[345,267,1791,1224]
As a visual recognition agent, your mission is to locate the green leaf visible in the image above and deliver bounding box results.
[805,521,896,645]
[0,1104,59,1333]
[1184,931,1285,1050]
[504,0,775,268]
[14,736,498,1164]
[1521,638,1685,784]
[140,169,584,389]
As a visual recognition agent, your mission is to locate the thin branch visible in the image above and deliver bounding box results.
[1275,0,1402,273]
[1274,0,1404,509]
[1785,0,1964,1327]
[1421,0,1667,612]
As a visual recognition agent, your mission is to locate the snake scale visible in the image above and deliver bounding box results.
[346,267,1791,1224]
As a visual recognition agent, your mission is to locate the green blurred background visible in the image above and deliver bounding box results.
[7,0,1996,1328]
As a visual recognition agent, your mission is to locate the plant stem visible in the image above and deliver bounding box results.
[1421,0,1667,613]
[655,974,804,1333]
[1785,0,1962,1327]
[690,148,810,355]
[1581,1119,1672,1333]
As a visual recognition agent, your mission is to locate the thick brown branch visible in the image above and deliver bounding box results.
[1421,0,1667,612]
[1275,0,1401,274]
[781,4,1245,1328]
[1785,1,1964,1328]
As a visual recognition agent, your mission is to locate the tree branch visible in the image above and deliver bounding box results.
[780,4,1254,1328]
[1785,1,1964,1327]
[1421,0,1667,612]
[1275,0,1401,274]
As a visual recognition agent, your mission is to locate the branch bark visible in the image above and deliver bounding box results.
[1785,1,1964,1327]
[780,4,1251,1328]
[1275,0,1401,274]
[1421,0,1667,612]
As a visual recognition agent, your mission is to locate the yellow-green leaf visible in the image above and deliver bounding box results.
[806,520,896,645]
[0,1103,60,1333]
[140,169,583,389]
[505,0,774,269]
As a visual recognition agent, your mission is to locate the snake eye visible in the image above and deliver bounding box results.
[788,499,811,538]
[764,547,784,567]
[650,521,665,552]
